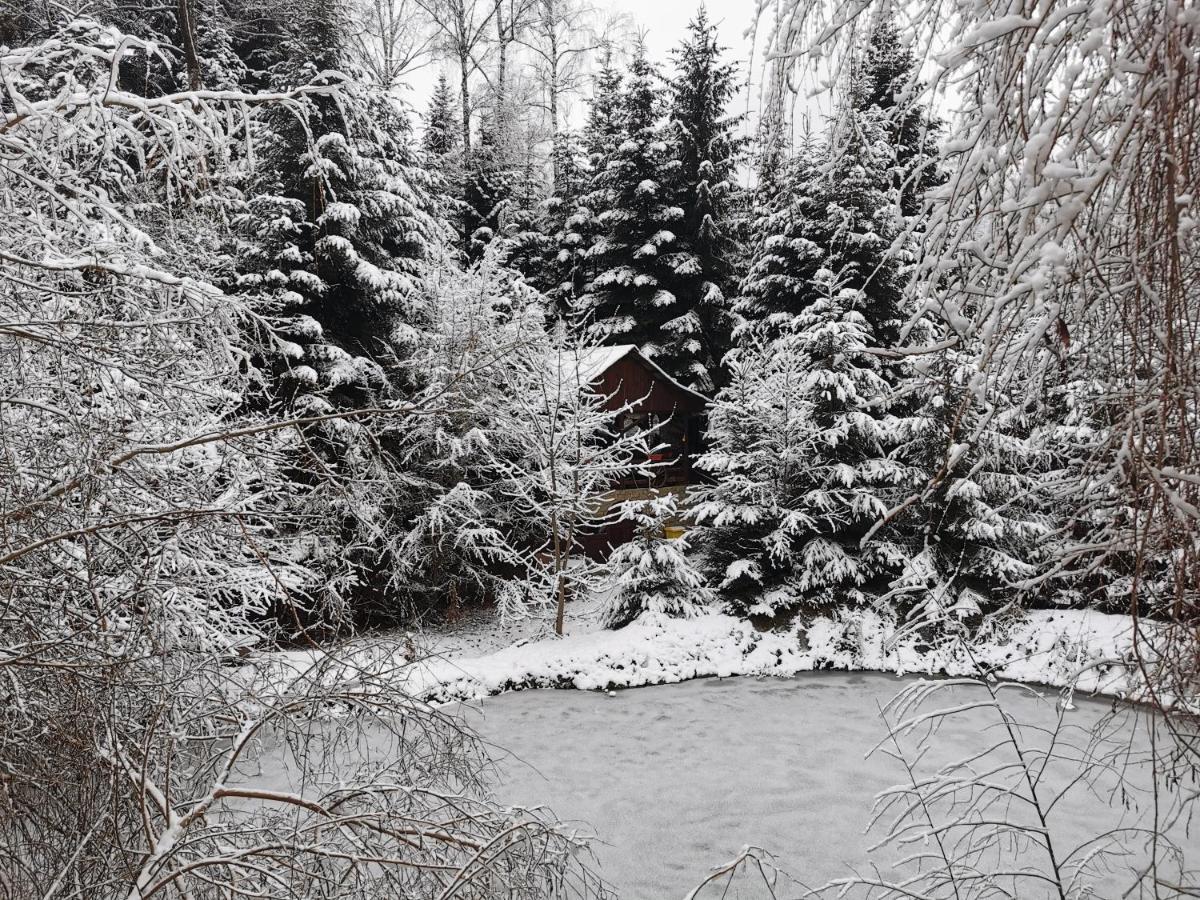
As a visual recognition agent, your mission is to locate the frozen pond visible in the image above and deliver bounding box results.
[462,671,1172,900]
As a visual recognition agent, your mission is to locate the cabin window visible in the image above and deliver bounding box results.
[618,412,663,439]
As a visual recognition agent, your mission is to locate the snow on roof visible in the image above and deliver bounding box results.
[560,344,709,403]
[574,344,637,385]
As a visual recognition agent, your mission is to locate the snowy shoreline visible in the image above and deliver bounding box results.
[398,608,1139,706]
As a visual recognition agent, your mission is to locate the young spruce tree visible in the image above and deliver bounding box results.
[604,494,714,627]
[888,342,1048,619]
[695,269,909,615]
[423,72,461,159]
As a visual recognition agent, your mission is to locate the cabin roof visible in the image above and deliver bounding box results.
[570,344,709,404]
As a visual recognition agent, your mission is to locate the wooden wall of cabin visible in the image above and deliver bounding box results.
[591,356,705,418]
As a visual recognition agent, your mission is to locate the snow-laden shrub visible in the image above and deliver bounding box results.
[0,24,606,900]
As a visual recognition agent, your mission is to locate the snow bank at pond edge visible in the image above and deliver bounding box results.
[407,609,1135,704]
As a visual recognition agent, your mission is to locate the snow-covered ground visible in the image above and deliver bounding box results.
[400,604,1139,706]
[463,672,1162,900]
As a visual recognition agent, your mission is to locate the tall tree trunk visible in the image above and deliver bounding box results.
[548,26,560,190]
[458,48,472,155]
[551,510,566,635]
[494,0,508,152]
[177,0,202,91]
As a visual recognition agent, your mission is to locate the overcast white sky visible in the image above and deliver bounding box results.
[607,0,756,64]
[403,0,766,134]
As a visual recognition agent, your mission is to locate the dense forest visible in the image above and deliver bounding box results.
[1,0,1196,897]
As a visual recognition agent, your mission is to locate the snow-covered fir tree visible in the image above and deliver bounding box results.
[887,340,1048,618]
[603,494,714,627]
[698,51,926,616]
[222,0,449,621]
[233,1,444,395]
[666,5,746,389]
[502,131,590,316]
[532,54,626,312]
[689,333,799,608]
[544,131,592,297]
[694,271,908,615]
[737,21,937,355]
[735,139,826,335]
[1027,369,1167,614]
[736,111,906,354]
[581,44,626,162]
[423,71,461,159]
[575,44,702,387]
[460,115,521,257]
[391,249,545,617]
[855,20,943,218]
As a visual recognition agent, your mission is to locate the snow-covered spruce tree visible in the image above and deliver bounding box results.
[688,332,811,612]
[576,44,704,387]
[544,131,592,301]
[603,493,714,627]
[532,52,626,312]
[494,131,581,304]
[389,249,547,618]
[755,1,1200,888]
[225,0,449,623]
[738,116,907,355]
[665,5,746,389]
[424,70,462,158]
[460,113,522,258]
[737,21,939,358]
[885,339,1048,619]
[581,43,626,162]
[1024,366,1138,612]
[727,86,793,335]
[503,131,590,316]
[855,20,943,219]
[233,0,444,396]
[983,293,1165,615]
[698,78,918,616]
[694,271,908,615]
[734,138,826,335]
[794,26,1045,619]
[485,329,654,635]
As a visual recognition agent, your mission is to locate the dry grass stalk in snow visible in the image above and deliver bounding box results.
[685,673,1196,898]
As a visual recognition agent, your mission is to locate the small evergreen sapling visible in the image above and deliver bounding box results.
[603,494,714,627]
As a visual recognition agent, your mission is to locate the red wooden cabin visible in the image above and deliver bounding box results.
[576,344,709,487]
[574,345,709,557]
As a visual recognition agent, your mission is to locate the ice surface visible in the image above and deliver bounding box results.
[463,673,1167,900]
